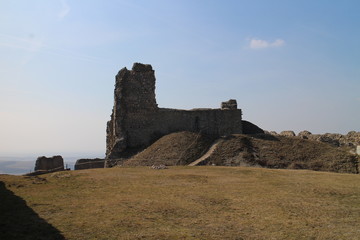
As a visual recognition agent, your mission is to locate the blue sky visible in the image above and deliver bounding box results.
[0,0,359,157]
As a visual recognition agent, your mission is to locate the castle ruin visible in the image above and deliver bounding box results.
[106,63,243,159]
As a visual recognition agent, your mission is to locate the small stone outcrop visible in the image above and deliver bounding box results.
[269,129,360,153]
[35,156,64,172]
[296,130,360,148]
[150,164,168,170]
[74,158,105,170]
[344,131,360,146]
[316,133,344,147]
[298,130,312,139]
[279,131,296,137]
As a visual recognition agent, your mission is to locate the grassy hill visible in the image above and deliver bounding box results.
[207,134,359,173]
[1,167,360,239]
[123,132,358,174]
[123,132,213,166]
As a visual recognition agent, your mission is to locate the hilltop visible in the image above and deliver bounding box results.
[121,131,358,174]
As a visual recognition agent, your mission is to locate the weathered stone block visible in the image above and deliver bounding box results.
[35,156,64,172]
[74,158,105,170]
[221,99,237,110]
[298,130,312,139]
[280,131,296,137]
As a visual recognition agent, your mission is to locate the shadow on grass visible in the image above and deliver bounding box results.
[0,181,65,240]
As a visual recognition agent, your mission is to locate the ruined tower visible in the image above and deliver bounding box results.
[106,63,158,158]
[106,63,243,159]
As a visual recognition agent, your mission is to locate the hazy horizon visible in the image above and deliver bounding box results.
[0,151,105,159]
[0,153,102,175]
[1,0,359,157]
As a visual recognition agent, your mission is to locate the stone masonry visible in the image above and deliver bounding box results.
[106,63,243,159]
[35,155,64,172]
[74,158,105,170]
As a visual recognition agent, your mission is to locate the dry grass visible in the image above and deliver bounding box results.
[208,134,359,173]
[1,167,360,239]
[119,132,358,174]
[124,131,213,166]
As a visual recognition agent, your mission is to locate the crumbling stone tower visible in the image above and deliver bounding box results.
[106,63,243,159]
[106,63,158,158]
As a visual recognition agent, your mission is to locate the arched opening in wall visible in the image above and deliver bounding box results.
[194,117,200,132]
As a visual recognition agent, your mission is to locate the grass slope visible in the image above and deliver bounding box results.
[124,131,213,166]
[1,167,360,239]
[123,132,358,173]
[208,134,359,173]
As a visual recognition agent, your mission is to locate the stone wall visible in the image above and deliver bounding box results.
[74,158,105,170]
[34,156,64,172]
[106,63,243,159]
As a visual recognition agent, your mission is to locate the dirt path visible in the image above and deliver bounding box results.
[188,138,223,166]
